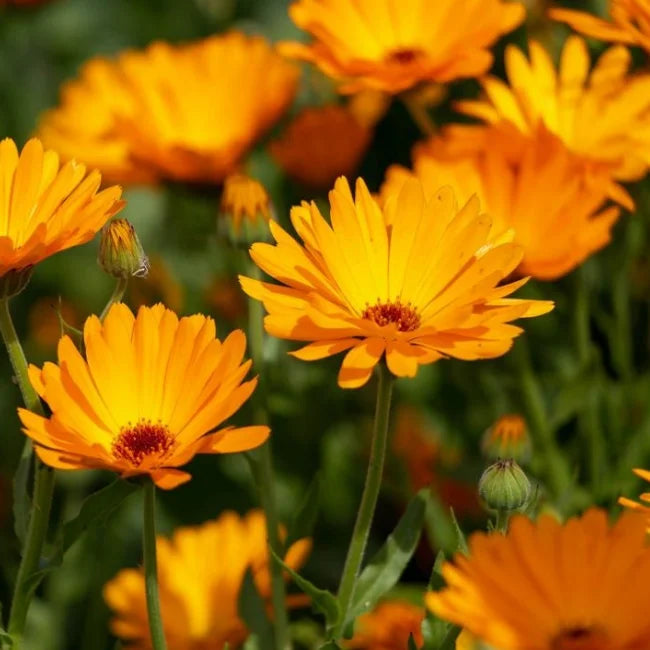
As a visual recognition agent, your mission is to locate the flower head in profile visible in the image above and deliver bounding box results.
[104,510,311,650]
[427,509,650,650]
[37,33,299,185]
[482,413,531,463]
[455,36,650,182]
[551,1,650,53]
[220,173,273,244]
[269,105,372,191]
[0,137,123,290]
[240,176,553,389]
[19,303,269,489]
[280,0,525,93]
[381,125,629,280]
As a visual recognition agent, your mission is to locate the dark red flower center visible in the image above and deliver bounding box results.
[551,626,609,650]
[362,300,420,332]
[112,420,175,467]
[385,48,423,65]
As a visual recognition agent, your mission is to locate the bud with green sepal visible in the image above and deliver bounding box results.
[98,218,149,279]
[479,459,531,532]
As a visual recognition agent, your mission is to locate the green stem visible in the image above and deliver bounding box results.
[143,480,167,650]
[0,298,56,643]
[333,363,394,639]
[99,277,128,321]
[246,262,290,650]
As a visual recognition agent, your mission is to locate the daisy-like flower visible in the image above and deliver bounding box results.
[455,36,650,182]
[37,32,299,185]
[220,173,272,243]
[18,303,269,489]
[280,0,525,94]
[240,176,553,389]
[104,510,311,650]
[0,137,123,289]
[550,1,650,53]
[427,509,650,650]
[381,125,628,280]
[269,105,372,191]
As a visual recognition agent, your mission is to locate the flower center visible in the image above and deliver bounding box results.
[385,48,423,65]
[112,420,175,467]
[362,300,420,332]
[551,626,609,650]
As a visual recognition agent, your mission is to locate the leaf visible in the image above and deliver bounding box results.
[271,550,340,628]
[345,488,428,628]
[449,508,468,555]
[408,633,419,650]
[286,473,321,548]
[421,555,450,650]
[237,569,274,650]
[439,626,461,650]
[12,445,32,545]
[318,643,342,650]
[422,489,457,555]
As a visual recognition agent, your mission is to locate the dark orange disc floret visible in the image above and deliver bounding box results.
[385,48,424,65]
[112,420,175,467]
[362,300,421,332]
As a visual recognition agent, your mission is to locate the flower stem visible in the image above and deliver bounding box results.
[334,363,394,639]
[99,277,128,321]
[143,479,167,650]
[494,510,510,534]
[0,298,55,643]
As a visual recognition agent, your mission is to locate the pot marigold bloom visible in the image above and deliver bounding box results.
[0,137,123,290]
[220,173,272,243]
[37,33,299,185]
[482,413,531,462]
[550,1,650,53]
[18,303,269,489]
[269,105,372,191]
[104,510,311,650]
[280,0,525,94]
[455,36,650,182]
[240,176,553,389]
[426,509,650,650]
[381,126,628,280]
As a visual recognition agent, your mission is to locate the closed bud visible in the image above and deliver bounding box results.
[99,219,149,279]
[479,459,531,512]
[482,414,531,464]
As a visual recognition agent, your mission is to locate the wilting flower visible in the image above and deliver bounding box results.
[619,468,650,523]
[427,509,650,650]
[550,1,650,53]
[240,176,552,389]
[280,0,525,93]
[455,36,650,182]
[37,32,299,185]
[104,510,311,650]
[219,173,272,243]
[346,600,424,649]
[19,303,269,489]
[269,105,372,191]
[0,137,123,291]
[381,125,628,280]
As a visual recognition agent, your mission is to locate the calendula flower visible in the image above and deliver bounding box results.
[280,0,525,93]
[37,33,299,185]
[346,600,424,649]
[550,1,650,53]
[269,105,372,191]
[18,303,269,489]
[455,36,650,182]
[220,173,272,244]
[427,509,650,650]
[382,125,628,280]
[0,137,123,292]
[240,177,553,389]
[104,510,311,650]
[482,414,531,462]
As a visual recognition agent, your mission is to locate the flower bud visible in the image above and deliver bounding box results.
[481,414,531,464]
[219,173,273,246]
[479,459,531,512]
[98,218,149,279]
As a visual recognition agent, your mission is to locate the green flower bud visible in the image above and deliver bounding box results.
[481,414,532,464]
[98,219,149,279]
[479,459,531,512]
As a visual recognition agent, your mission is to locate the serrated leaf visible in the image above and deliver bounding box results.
[286,473,321,548]
[449,508,468,555]
[345,489,428,628]
[12,445,32,545]
[271,550,340,628]
[238,569,274,650]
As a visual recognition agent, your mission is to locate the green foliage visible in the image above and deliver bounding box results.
[238,569,274,650]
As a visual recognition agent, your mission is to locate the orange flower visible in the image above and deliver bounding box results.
[619,468,650,524]
[280,0,525,93]
[550,1,650,53]
[269,105,372,190]
[104,510,311,650]
[482,413,531,462]
[240,176,553,389]
[18,303,269,489]
[37,33,299,185]
[426,509,650,650]
[345,600,424,649]
[0,137,123,283]
[455,36,650,182]
[220,173,273,243]
[381,125,628,280]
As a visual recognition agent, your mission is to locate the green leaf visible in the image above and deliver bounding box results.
[271,550,340,628]
[318,642,342,650]
[408,633,419,650]
[421,555,450,650]
[439,626,461,650]
[12,445,32,545]
[237,569,274,650]
[345,488,428,629]
[423,489,457,554]
[449,508,468,555]
[286,473,321,548]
